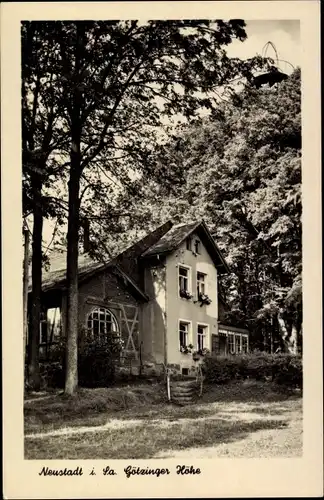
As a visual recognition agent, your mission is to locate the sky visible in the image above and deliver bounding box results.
[38,19,301,249]
[227,20,301,74]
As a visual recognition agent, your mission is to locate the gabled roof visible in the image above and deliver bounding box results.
[29,251,149,301]
[142,221,200,257]
[29,221,173,297]
[37,253,104,293]
[30,219,229,295]
[142,220,230,274]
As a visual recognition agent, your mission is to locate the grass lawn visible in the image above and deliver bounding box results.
[24,380,302,459]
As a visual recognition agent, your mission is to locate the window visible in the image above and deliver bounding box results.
[211,334,219,354]
[219,328,249,355]
[242,335,248,353]
[235,335,241,354]
[197,324,208,351]
[186,237,192,251]
[194,239,201,254]
[179,321,190,349]
[87,307,119,340]
[228,333,235,354]
[47,308,62,342]
[178,265,190,295]
[197,271,206,297]
[39,308,62,345]
[40,311,48,344]
[38,307,62,361]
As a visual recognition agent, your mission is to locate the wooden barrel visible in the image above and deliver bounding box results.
[170,379,199,406]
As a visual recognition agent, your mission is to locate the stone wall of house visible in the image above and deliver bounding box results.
[165,232,219,372]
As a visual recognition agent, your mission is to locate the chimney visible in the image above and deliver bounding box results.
[115,220,173,284]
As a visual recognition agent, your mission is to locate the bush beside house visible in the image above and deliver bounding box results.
[28,334,123,390]
[28,336,302,391]
[203,352,302,389]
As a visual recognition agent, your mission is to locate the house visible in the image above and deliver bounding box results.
[28,220,249,376]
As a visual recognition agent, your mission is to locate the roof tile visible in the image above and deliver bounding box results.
[142,221,200,257]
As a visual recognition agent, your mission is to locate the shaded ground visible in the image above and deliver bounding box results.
[24,381,302,459]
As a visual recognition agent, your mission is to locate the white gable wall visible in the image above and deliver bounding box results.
[165,231,219,370]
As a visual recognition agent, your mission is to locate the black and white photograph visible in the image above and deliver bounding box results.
[1,1,322,499]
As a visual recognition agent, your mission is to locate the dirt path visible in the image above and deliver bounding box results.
[25,394,303,459]
[25,395,54,405]
[26,411,282,439]
[154,408,303,458]
[25,418,143,438]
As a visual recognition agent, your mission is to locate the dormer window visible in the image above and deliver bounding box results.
[186,237,192,251]
[194,239,201,254]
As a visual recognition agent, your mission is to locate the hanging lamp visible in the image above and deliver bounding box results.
[252,41,293,88]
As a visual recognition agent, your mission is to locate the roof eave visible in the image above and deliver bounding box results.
[140,249,170,260]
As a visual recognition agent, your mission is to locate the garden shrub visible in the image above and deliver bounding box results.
[203,355,245,384]
[271,353,302,388]
[36,333,124,389]
[203,352,302,389]
[39,362,65,389]
[78,336,123,388]
[241,351,274,380]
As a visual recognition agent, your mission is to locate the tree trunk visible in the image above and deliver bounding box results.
[27,179,43,390]
[23,225,30,360]
[64,23,84,395]
[270,316,274,354]
[290,324,298,354]
[64,149,81,395]
[277,310,297,354]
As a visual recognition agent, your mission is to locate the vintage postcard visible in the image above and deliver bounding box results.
[1,1,322,498]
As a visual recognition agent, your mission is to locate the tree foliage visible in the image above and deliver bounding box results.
[22,19,268,393]
[22,22,69,389]
[144,69,302,353]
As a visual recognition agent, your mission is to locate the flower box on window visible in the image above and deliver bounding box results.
[192,348,210,361]
[180,343,194,355]
[180,289,193,300]
[198,293,212,306]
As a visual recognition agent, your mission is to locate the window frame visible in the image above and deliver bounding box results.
[178,319,192,351]
[241,334,249,353]
[196,322,210,351]
[38,307,62,361]
[227,333,235,354]
[87,306,120,340]
[219,329,249,355]
[194,239,201,254]
[196,270,207,297]
[235,334,242,354]
[178,264,192,298]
